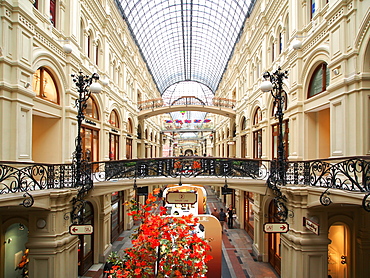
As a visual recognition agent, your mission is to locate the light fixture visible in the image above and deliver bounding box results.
[260,80,273,92]
[55,39,73,54]
[292,39,302,50]
[291,34,312,50]
[63,43,73,54]
[89,79,102,94]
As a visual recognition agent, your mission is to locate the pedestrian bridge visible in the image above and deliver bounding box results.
[138,96,236,119]
[1,156,369,210]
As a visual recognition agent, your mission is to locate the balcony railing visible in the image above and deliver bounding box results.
[1,156,369,207]
[90,157,267,181]
[0,161,93,193]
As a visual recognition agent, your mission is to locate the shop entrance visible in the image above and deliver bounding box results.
[328,223,349,278]
[267,201,281,275]
[4,223,29,278]
[78,202,94,276]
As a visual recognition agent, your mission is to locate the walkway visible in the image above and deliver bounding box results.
[82,186,279,278]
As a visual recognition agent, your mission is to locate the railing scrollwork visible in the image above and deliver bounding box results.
[0,156,369,212]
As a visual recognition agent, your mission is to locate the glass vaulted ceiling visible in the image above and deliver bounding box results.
[115,0,255,94]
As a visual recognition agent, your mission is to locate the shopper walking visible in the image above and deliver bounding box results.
[219,208,227,231]
[227,205,234,228]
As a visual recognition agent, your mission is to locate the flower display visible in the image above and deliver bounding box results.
[106,189,212,277]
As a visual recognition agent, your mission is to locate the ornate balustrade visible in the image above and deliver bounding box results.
[1,156,369,208]
[285,157,370,191]
[90,157,268,181]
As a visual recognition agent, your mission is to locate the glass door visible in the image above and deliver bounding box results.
[268,200,281,275]
[328,223,348,278]
[78,202,94,276]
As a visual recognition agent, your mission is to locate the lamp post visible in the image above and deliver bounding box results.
[261,67,288,185]
[261,67,290,221]
[71,71,101,224]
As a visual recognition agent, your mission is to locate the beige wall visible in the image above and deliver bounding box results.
[32,116,62,163]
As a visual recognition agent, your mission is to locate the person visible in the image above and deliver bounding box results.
[227,205,234,228]
[211,207,220,220]
[219,208,227,231]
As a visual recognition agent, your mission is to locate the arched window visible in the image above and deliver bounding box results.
[80,20,84,48]
[109,110,119,127]
[109,110,120,161]
[127,118,133,134]
[50,0,56,27]
[32,67,59,104]
[278,32,283,54]
[241,116,247,130]
[240,116,247,158]
[253,107,262,125]
[308,62,330,98]
[86,97,99,120]
[284,15,289,49]
[253,107,262,159]
[113,61,117,83]
[271,37,275,62]
[137,124,142,139]
[95,41,99,66]
[251,63,255,83]
[87,31,92,58]
[310,0,317,19]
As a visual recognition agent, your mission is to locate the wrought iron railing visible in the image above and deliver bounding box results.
[91,157,267,181]
[1,156,369,209]
[285,157,370,190]
[137,97,236,111]
[0,161,90,207]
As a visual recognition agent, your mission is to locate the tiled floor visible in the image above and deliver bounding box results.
[82,186,279,278]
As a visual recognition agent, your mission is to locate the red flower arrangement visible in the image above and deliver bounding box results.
[106,189,212,277]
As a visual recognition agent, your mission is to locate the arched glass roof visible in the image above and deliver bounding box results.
[163,81,211,130]
[163,81,213,106]
[115,0,255,94]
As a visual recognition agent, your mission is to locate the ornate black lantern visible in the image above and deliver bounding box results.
[70,71,101,224]
[261,67,291,221]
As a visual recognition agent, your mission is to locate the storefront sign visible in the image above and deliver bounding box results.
[303,217,319,235]
[166,192,197,204]
[263,222,289,233]
[69,224,93,235]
